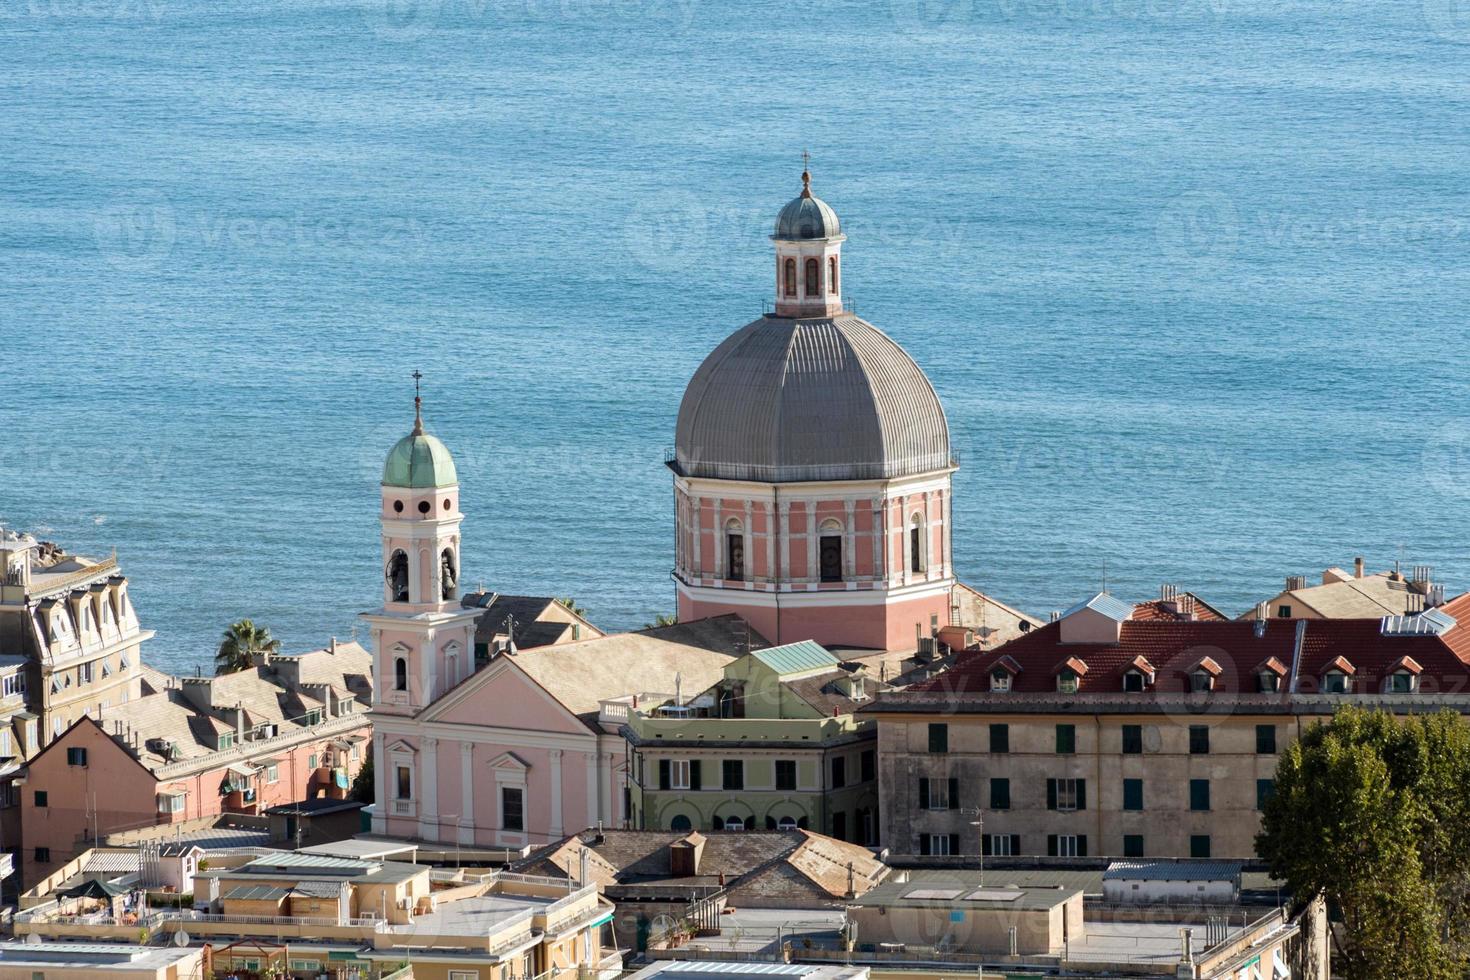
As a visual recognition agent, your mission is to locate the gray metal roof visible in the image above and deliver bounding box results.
[774,192,840,241]
[675,315,950,483]
[1103,860,1243,882]
[1062,592,1136,623]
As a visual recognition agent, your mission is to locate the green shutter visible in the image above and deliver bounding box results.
[947,777,959,810]
[919,834,931,856]
[1077,835,1088,857]
[689,760,701,791]
[1046,779,1057,811]
[918,778,930,809]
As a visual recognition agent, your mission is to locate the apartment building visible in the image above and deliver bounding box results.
[865,589,1470,860]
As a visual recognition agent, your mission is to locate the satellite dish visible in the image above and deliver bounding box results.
[24,932,41,944]
[174,931,190,947]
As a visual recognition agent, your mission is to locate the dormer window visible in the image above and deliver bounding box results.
[990,669,1011,693]
[1324,671,1350,694]
[1390,671,1416,693]
[1058,669,1079,694]
[1123,670,1146,693]
[1259,672,1280,693]
[1190,670,1214,693]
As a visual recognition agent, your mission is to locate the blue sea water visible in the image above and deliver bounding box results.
[2,0,1469,673]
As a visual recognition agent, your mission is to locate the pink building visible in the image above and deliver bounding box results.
[671,169,958,652]
[19,640,372,884]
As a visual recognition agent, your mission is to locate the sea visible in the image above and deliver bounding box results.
[3,0,1469,674]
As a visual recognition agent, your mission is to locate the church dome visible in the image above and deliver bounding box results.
[382,429,458,488]
[674,315,951,483]
[773,170,841,241]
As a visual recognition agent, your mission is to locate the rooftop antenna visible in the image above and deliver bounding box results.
[411,369,424,435]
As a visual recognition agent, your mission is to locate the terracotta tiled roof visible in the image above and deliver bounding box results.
[1132,594,1229,622]
[901,607,1470,698]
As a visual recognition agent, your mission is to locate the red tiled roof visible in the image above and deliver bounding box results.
[1324,655,1355,676]
[909,611,1470,698]
[1057,656,1089,676]
[1132,595,1229,623]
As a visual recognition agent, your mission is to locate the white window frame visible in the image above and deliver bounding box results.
[670,759,690,790]
[157,793,185,814]
[448,970,478,980]
[1390,671,1416,694]
[990,671,1011,693]
[988,834,1014,856]
[928,833,952,856]
[927,778,951,810]
[1055,778,1080,812]
[266,764,279,784]
[1055,834,1081,858]
[1057,671,1079,694]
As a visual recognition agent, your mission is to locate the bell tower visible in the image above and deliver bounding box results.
[773,157,845,318]
[363,374,481,719]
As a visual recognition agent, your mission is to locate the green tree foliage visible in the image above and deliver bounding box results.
[215,618,281,675]
[349,754,374,804]
[1258,706,1470,977]
[556,597,587,618]
[643,614,677,630]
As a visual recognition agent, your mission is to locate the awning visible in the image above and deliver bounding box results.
[157,788,187,798]
[251,758,282,769]
[226,763,255,777]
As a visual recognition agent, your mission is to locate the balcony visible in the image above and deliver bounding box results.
[391,799,416,817]
[597,693,676,727]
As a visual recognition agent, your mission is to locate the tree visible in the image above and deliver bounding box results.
[349,755,374,804]
[643,614,677,630]
[556,597,586,618]
[1257,707,1466,978]
[215,619,281,675]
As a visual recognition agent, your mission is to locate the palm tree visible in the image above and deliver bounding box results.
[215,619,281,675]
[643,613,677,630]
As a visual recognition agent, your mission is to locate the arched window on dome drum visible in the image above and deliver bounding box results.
[394,657,408,691]
[725,518,744,582]
[784,258,797,297]
[829,256,838,294]
[804,258,820,296]
[819,518,843,583]
[910,513,926,574]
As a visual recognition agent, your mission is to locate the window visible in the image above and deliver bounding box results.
[308,753,319,770]
[860,750,875,782]
[1047,777,1085,811]
[1259,671,1281,693]
[1123,834,1144,857]
[804,257,820,296]
[33,791,47,808]
[79,662,93,684]
[920,833,959,856]
[725,521,744,581]
[1047,834,1085,857]
[66,747,87,767]
[989,724,1009,753]
[1055,724,1075,754]
[157,793,185,814]
[266,765,279,783]
[909,520,924,574]
[989,778,1010,810]
[1121,725,1142,754]
[1256,724,1277,754]
[831,811,847,841]
[775,759,797,791]
[989,669,1011,693]
[1190,670,1214,693]
[722,815,748,832]
[669,814,692,832]
[395,766,411,800]
[1189,725,1210,754]
[784,258,796,296]
[218,731,235,751]
[1190,779,1211,811]
[828,256,838,294]
[722,759,744,791]
[502,787,524,831]
[1257,778,1275,810]
[1324,671,1350,694]
[983,834,1020,857]
[1190,835,1212,858]
[1123,778,1143,811]
[919,777,957,810]
[394,657,408,691]
[1123,670,1146,692]
[1057,669,1079,695]
[1276,604,1291,618]
[831,756,846,789]
[291,963,323,974]
[34,847,50,863]
[819,530,843,583]
[661,759,691,790]
[928,724,949,753]
[1390,671,1415,693]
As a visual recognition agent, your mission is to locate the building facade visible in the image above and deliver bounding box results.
[622,640,880,841]
[865,590,1470,860]
[19,641,371,884]
[671,170,957,653]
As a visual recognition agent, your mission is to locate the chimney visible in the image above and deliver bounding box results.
[1354,556,1365,579]
[1285,575,1306,592]
[330,636,338,655]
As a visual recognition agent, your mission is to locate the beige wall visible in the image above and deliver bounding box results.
[849,893,1082,955]
[878,711,1321,859]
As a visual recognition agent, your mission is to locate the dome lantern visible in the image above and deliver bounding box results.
[772,159,845,318]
